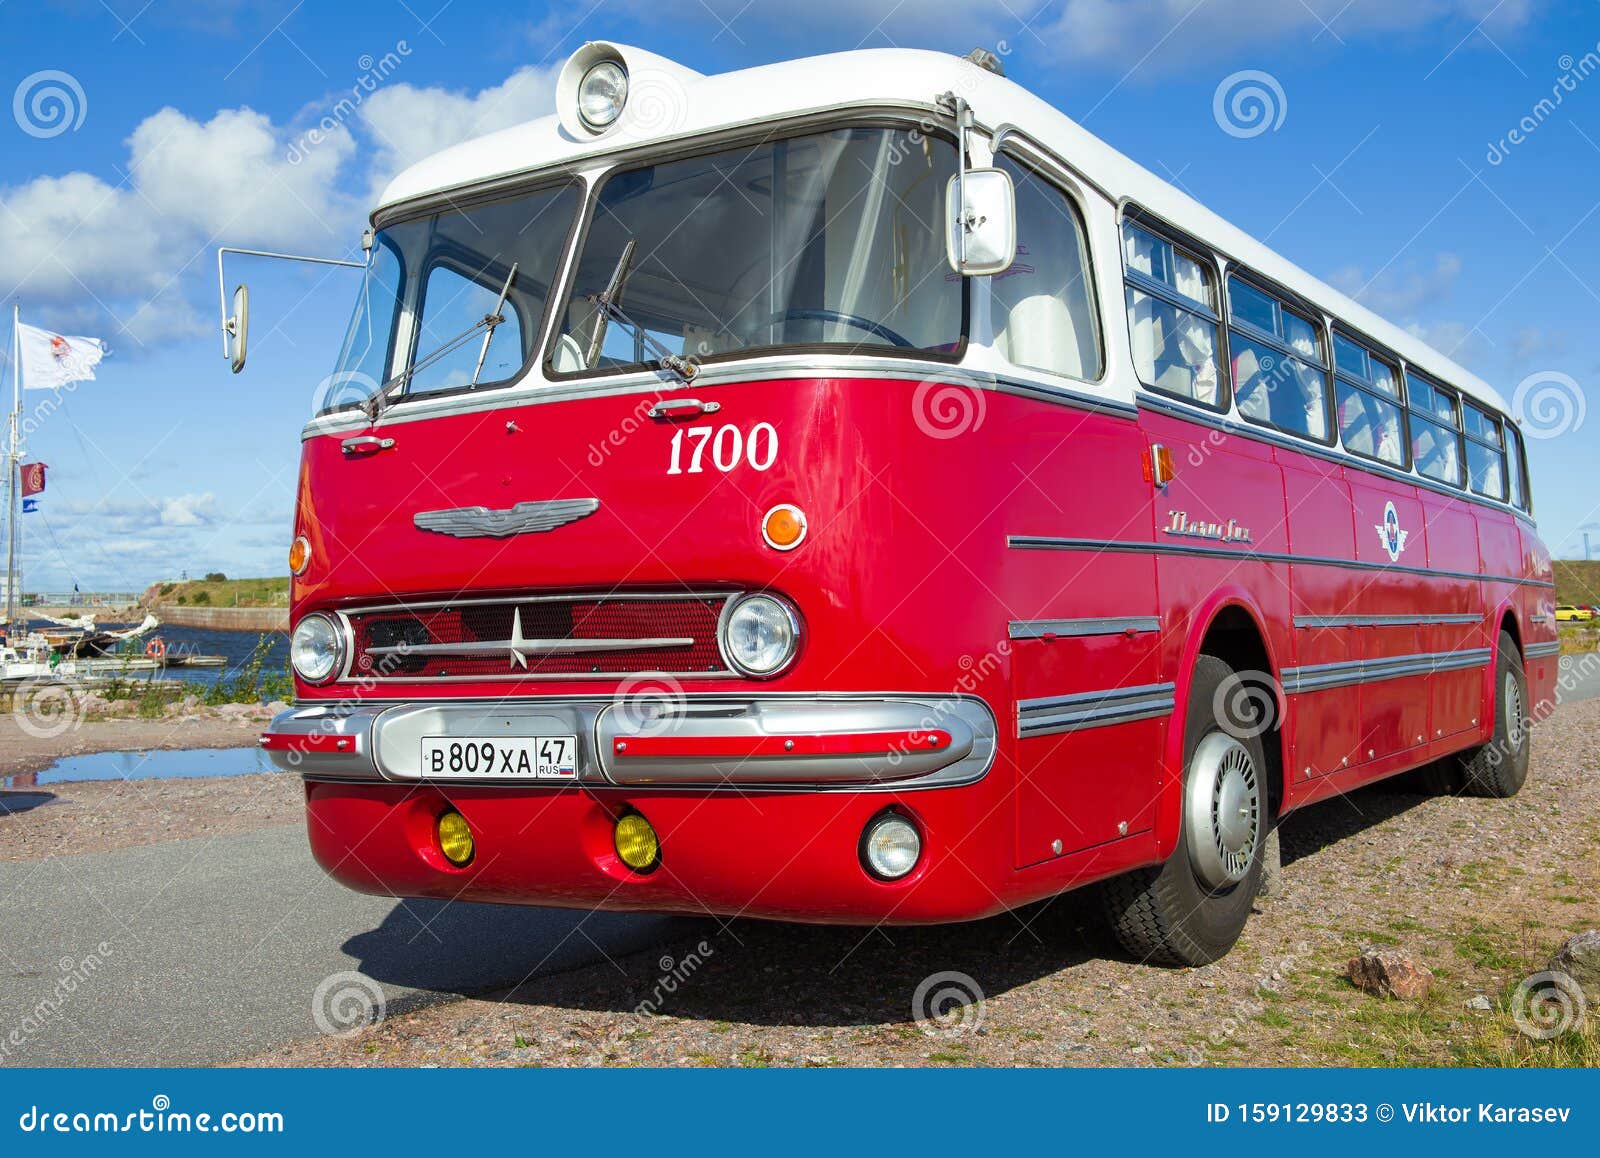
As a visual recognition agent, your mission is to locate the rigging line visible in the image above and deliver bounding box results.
[33,508,81,590]
[51,398,126,582]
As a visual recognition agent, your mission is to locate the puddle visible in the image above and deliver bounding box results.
[2,746,276,788]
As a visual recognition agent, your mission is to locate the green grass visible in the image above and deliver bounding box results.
[151,576,289,608]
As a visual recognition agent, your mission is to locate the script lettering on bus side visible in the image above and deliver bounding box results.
[1163,510,1253,544]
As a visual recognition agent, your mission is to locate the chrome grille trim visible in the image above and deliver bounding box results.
[335,590,738,682]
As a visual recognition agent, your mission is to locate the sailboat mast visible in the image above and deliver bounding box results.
[5,301,18,631]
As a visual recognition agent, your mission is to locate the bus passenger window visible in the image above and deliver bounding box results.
[1506,423,1530,511]
[1464,400,1508,501]
[1333,330,1405,467]
[990,157,1103,381]
[1407,372,1464,487]
[1121,222,1222,408]
[1225,274,1331,442]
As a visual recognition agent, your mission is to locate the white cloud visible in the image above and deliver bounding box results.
[1037,0,1534,70]
[0,106,355,349]
[359,65,560,198]
[158,493,221,527]
[1330,253,1464,317]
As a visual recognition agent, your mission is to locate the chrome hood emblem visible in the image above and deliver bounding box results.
[413,497,600,539]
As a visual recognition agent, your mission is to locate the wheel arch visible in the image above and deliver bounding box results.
[1156,590,1286,861]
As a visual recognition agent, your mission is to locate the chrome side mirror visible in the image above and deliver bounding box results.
[226,284,249,374]
[945,167,1017,277]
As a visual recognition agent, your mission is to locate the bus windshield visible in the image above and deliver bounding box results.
[550,126,965,376]
[321,182,581,414]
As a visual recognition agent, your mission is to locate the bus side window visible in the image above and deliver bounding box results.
[1333,331,1406,467]
[1463,400,1507,501]
[1121,221,1223,409]
[1507,423,1529,511]
[991,156,1103,382]
[1406,372,1464,487]
[1224,274,1332,443]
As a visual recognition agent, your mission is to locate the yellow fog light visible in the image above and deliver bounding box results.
[761,504,807,551]
[614,813,660,871]
[437,810,474,866]
[288,535,311,576]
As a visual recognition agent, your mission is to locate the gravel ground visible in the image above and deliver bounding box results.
[0,713,296,862]
[237,700,1600,1069]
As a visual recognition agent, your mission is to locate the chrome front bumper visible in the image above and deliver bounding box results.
[261,694,997,791]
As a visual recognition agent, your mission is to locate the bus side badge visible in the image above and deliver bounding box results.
[1375,501,1409,563]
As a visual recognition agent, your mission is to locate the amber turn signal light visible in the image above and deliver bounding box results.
[288,535,311,576]
[761,504,807,551]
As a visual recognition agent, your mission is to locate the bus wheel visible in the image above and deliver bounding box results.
[1102,655,1265,967]
[1456,631,1531,799]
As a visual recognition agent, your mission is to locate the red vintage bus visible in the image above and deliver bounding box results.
[248,43,1555,965]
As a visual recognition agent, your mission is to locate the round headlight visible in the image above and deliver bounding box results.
[290,613,345,684]
[719,594,800,677]
[577,60,628,129]
[862,812,922,880]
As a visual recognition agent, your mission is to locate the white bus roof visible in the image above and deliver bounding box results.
[378,45,1509,415]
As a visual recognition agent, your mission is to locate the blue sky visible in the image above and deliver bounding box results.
[1,0,1598,590]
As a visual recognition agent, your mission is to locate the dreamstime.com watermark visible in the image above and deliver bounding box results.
[1511,369,1585,440]
[1511,969,1589,1040]
[13,69,86,138]
[1486,42,1600,165]
[17,1095,283,1135]
[912,970,985,1036]
[0,943,114,1065]
[1212,70,1287,139]
[286,43,413,164]
[573,941,716,1064]
[311,970,386,1038]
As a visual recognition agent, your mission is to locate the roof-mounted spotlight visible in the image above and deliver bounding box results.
[558,43,630,137]
[555,43,705,141]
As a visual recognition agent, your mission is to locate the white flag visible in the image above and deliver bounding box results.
[17,321,107,390]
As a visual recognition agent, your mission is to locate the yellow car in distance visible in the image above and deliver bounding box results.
[1555,605,1594,621]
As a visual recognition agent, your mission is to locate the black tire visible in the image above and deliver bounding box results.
[1101,655,1267,967]
[1456,631,1531,798]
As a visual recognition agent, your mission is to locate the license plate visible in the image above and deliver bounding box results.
[419,736,577,781]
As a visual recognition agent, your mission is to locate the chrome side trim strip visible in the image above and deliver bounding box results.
[1017,681,1176,738]
[1525,641,1561,659]
[1007,616,1160,640]
[1007,535,1555,590]
[1282,648,1492,694]
[1293,613,1482,629]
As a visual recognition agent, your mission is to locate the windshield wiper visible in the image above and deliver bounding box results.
[583,243,697,383]
[364,261,518,420]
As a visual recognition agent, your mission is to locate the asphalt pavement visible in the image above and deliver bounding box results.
[0,825,683,1065]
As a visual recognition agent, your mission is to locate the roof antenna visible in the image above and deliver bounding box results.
[964,47,1005,77]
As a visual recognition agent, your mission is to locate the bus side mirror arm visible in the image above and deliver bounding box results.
[216,245,368,374]
[937,93,1017,277]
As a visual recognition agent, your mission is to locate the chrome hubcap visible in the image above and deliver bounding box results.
[1185,731,1261,890]
[1503,672,1524,750]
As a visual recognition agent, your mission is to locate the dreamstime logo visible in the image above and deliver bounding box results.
[13,70,87,138]
[1212,70,1287,139]
[311,970,386,1038]
[312,370,381,414]
[611,673,688,739]
[621,69,690,136]
[1212,670,1282,740]
[10,677,89,740]
[1511,970,1588,1040]
[1511,370,1585,440]
[912,371,987,440]
[911,970,985,1036]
